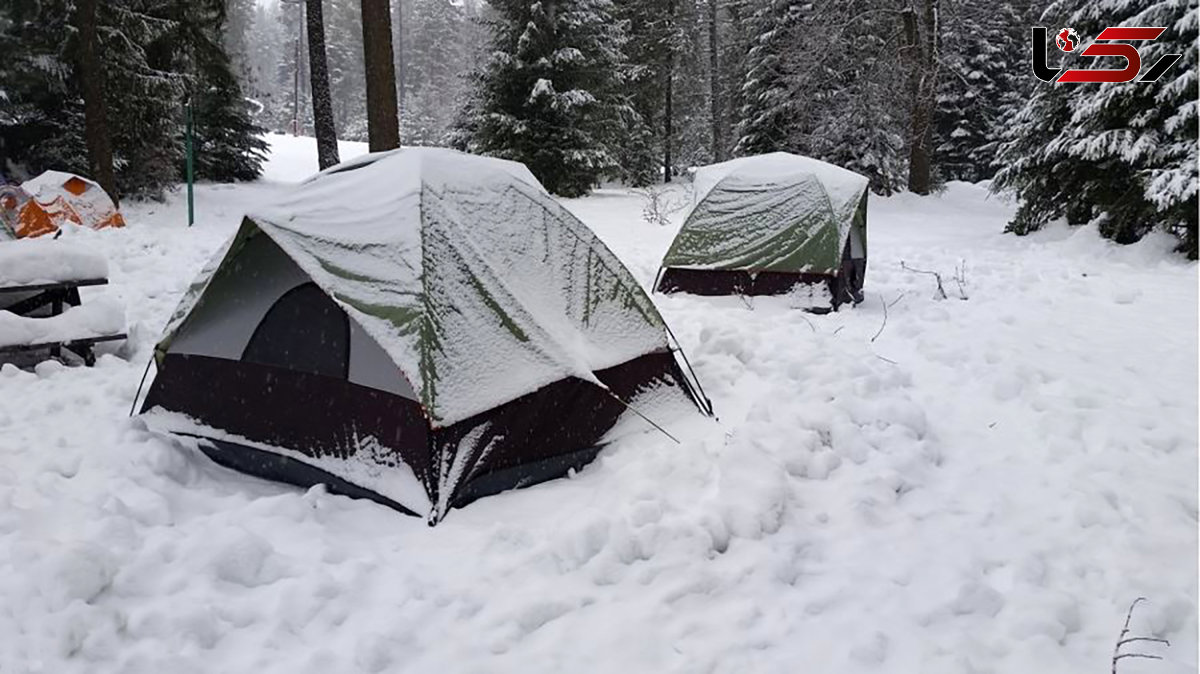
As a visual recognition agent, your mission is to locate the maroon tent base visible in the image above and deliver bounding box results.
[656,267,835,297]
[142,350,697,520]
[655,256,866,311]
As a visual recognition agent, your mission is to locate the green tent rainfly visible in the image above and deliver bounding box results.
[656,152,869,309]
[139,148,708,523]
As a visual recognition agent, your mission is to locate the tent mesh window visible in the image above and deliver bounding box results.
[242,283,350,379]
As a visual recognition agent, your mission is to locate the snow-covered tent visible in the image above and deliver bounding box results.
[0,171,125,239]
[139,148,707,523]
[656,153,869,309]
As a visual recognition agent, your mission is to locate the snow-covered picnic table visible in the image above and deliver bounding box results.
[0,239,125,364]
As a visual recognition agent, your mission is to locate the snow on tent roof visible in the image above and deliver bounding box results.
[160,147,671,427]
[663,153,869,275]
[693,152,868,215]
[19,170,124,233]
[21,170,101,196]
[302,146,545,191]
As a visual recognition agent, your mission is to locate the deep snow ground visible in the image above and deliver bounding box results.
[0,135,1195,673]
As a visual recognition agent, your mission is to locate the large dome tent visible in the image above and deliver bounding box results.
[139,147,708,523]
[655,152,869,310]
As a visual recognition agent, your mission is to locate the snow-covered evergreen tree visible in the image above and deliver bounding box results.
[0,0,187,197]
[163,0,268,182]
[611,0,672,183]
[403,0,475,145]
[735,0,908,194]
[0,0,84,179]
[666,0,716,170]
[224,0,258,88]
[456,0,640,196]
[934,0,1030,183]
[734,0,803,157]
[326,0,368,140]
[804,5,907,194]
[1,0,265,194]
[246,2,289,122]
[994,0,1197,256]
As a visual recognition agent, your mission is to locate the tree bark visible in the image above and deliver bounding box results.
[361,0,400,151]
[306,0,340,169]
[707,0,723,162]
[73,0,118,204]
[725,0,746,149]
[904,0,938,195]
[393,0,406,119]
[663,0,675,183]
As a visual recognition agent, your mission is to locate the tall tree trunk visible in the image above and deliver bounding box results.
[361,0,400,151]
[73,0,118,204]
[393,0,406,122]
[306,0,340,169]
[292,20,302,135]
[725,0,747,154]
[707,0,724,162]
[663,0,675,183]
[904,0,938,194]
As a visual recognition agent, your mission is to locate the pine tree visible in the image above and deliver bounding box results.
[326,0,368,140]
[456,0,639,196]
[993,0,1197,257]
[0,0,86,180]
[665,0,716,171]
[3,0,188,197]
[224,0,258,87]
[707,0,725,161]
[608,0,668,184]
[1,0,264,195]
[403,0,474,145]
[718,0,753,159]
[934,0,1029,183]
[734,0,908,194]
[158,0,268,182]
[734,0,803,157]
[246,3,290,123]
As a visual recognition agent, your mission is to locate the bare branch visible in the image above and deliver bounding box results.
[901,261,947,300]
[1114,653,1164,664]
[1118,637,1171,648]
[1121,597,1148,638]
[639,186,688,226]
[953,260,969,300]
[871,293,888,342]
[1112,597,1170,674]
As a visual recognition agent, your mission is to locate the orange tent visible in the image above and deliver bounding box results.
[0,171,125,239]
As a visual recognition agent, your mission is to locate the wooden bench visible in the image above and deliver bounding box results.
[0,277,127,366]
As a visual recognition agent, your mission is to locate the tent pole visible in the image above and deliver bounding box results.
[662,322,714,417]
[603,389,680,444]
[129,357,154,416]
